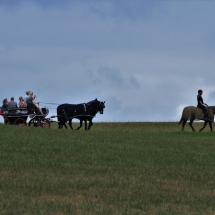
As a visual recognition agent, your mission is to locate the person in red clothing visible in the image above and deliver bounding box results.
[18,96,27,107]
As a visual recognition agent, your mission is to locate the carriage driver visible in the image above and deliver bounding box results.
[197,89,209,120]
[26,91,44,115]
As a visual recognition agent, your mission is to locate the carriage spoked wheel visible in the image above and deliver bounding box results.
[14,118,27,126]
[37,118,50,128]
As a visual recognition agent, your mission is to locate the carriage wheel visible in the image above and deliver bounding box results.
[14,118,27,126]
[38,118,50,128]
[28,119,38,127]
[2,115,8,124]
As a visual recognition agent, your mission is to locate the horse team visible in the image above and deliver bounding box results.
[57,98,105,130]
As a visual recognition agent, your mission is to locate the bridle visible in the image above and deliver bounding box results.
[97,101,105,114]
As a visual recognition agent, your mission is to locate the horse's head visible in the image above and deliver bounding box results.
[98,101,105,114]
[87,99,105,114]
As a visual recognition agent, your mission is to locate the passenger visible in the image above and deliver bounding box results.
[26,91,43,115]
[8,97,18,109]
[23,91,36,102]
[18,96,27,107]
[2,98,9,114]
[1,99,8,124]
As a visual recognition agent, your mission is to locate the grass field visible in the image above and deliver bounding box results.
[0,122,215,215]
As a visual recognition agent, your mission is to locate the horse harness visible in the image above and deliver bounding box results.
[62,102,101,119]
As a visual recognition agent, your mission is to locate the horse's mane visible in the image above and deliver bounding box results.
[86,99,98,105]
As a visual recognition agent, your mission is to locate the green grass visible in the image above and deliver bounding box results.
[0,122,215,215]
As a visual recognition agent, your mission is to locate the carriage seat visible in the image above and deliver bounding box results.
[8,108,28,115]
[8,108,17,114]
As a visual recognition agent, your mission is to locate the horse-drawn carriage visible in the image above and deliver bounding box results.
[0,98,106,130]
[0,104,51,128]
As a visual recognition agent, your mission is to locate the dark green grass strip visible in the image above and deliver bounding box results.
[0,122,215,214]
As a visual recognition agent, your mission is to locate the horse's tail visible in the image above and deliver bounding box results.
[178,107,187,125]
[57,104,68,121]
[56,106,62,121]
[178,106,195,125]
[178,118,183,125]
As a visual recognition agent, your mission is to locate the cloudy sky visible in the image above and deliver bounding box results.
[1,0,215,123]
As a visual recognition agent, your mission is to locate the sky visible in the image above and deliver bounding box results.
[1,0,215,123]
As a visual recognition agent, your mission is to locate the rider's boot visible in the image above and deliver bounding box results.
[204,110,209,121]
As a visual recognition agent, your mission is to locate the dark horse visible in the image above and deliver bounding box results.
[178,106,215,132]
[57,103,86,129]
[57,99,105,130]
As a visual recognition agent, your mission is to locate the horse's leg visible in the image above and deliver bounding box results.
[62,121,68,129]
[76,119,83,130]
[87,119,92,130]
[68,119,73,130]
[188,119,195,132]
[209,121,213,132]
[88,119,93,130]
[199,121,208,132]
[58,119,66,129]
[84,120,87,130]
[181,120,187,131]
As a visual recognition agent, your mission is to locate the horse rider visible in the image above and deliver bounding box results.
[197,89,209,120]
